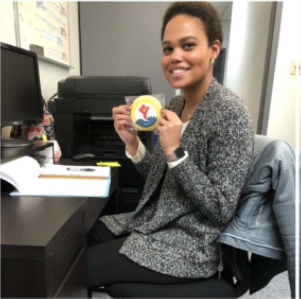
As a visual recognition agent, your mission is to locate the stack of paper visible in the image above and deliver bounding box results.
[0,156,111,198]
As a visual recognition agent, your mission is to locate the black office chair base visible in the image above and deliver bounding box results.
[105,274,237,298]
[104,247,251,298]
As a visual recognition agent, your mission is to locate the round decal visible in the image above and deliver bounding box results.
[131,96,162,131]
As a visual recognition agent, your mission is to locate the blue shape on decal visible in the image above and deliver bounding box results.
[135,116,157,128]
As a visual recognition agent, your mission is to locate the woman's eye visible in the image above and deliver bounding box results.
[184,43,195,49]
[163,47,172,53]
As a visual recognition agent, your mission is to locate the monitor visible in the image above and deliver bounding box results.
[1,42,43,148]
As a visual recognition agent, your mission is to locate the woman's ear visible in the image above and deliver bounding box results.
[210,40,221,60]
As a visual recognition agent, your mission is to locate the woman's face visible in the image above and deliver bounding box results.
[161,14,219,91]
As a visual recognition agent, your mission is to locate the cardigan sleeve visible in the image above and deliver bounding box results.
[125,139,146,163]
[170,98,254,227]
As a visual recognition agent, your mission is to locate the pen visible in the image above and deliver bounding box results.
[66,167,96,172]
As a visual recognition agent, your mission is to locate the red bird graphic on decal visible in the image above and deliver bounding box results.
[138,105,150,120]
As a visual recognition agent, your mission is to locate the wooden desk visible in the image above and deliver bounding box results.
[1,167,118,298]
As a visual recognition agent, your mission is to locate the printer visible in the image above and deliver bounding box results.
[50,76,154,212]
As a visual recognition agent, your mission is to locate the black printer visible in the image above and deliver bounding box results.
[50,76,154,212]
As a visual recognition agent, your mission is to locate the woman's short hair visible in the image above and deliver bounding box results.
[161,2,223,46]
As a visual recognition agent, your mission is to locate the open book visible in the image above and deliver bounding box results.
[0,156,111,197]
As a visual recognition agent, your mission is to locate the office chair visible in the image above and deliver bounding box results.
[103,134,293,298]
[104,244,251,298]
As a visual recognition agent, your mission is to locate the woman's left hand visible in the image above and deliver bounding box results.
[157,109,182,157]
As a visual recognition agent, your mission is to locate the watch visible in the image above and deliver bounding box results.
[166,146,185,162]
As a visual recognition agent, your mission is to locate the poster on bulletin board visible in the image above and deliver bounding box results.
[16,1,70,66]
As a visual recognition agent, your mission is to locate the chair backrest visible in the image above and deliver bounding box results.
[253,134,276,157]
[218,135,276,297]
[219,134,295,296]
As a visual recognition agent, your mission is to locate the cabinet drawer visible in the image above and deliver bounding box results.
[83,197,109,234]
[55,246,87,298]
[49,212,84,294]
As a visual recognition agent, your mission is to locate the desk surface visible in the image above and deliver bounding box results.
[1,166,117,255]
[1,164,118,298]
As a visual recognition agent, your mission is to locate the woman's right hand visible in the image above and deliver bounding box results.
[112,105,139,155]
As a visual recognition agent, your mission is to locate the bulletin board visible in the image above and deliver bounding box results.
[16,1,70,66]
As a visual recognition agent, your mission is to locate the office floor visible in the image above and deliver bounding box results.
[92,272,291,299]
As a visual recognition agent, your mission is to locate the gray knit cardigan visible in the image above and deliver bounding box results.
[101,78,254,279]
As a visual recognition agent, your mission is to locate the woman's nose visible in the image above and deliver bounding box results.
[170,48,183,63]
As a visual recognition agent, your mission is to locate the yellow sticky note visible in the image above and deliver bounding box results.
[97,162,121,167]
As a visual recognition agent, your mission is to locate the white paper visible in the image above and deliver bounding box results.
[39,164,110,178]
[10,177,111,198]
[0,156,40,191]
[1,156,111,198]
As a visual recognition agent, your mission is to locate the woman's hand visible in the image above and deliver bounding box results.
[112,105,139,155]
[157,109,182,156]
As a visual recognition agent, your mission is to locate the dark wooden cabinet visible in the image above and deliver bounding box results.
[1,168,118,298]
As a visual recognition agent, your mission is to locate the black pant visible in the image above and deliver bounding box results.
[86,220,205,289]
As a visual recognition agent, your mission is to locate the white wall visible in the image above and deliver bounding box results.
[224,2,272,133]
[1,2,18,139]
[0,2,16,46]
[1,2,81,138]
[221,20,230,50]
[267,1,300,150]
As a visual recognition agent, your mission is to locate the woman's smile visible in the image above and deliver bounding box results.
[169,67,190,78]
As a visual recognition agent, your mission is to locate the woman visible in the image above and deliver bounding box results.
[87,1,254,289]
